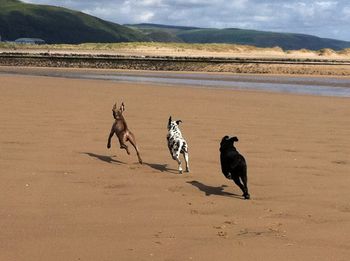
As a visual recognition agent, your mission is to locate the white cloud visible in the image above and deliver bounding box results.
[138,11,155,22]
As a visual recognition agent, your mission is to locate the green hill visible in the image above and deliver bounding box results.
[1,0,350,50]
[129,23,350,51]
[0,0,148,43]
[125,23,198,43]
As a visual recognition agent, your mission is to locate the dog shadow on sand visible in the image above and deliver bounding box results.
[143,162,179,174]
[187,180,243,199]
[81,152,125,164]
[81,153,178,174]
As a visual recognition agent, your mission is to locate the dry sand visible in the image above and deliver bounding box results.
[2,45,350,76]
[0,71,350,261]
[2,44,350,60]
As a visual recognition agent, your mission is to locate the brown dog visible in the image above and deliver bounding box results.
[107,102,142,164]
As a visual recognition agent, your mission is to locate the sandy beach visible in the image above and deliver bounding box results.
[1,70,350,261]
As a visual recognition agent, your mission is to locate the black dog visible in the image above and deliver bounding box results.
[220,136,250,199]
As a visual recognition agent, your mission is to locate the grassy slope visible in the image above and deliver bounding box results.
[125,23,188,43]
[129,24,350,51]
[177,28,350,50]
[0,0,148,43]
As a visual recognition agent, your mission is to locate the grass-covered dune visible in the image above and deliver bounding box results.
[1,41,350,58]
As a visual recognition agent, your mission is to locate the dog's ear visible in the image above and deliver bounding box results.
[168,116,172,127]
[221,136,239,146]
[221,136,230,143]
[176,120,182,125]
[120,102,125,112]
[228,136,239,144]
[220,136,231,150]
[112,103,118,119]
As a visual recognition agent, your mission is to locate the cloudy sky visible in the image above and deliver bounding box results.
[22,0,350,41]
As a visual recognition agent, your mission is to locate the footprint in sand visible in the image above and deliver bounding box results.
[217,231,228,238]
[190,209,199,215]
[214,223,236,239]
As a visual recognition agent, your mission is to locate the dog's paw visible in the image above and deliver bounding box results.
[243,194,250,200]
[107,144,111,149]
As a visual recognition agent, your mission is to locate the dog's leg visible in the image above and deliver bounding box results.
[174,141,183,174]
[184,152,190,172]
[183,152,190,173]
[241,166,250,199]
[107,127,114,149]
[175,157,183,174]
[127,132,143,164]
[232,176,248,199]
[182,142,190,173]
[118,134,130,155]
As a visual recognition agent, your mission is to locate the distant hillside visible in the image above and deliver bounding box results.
[128,23,350,51]
[1,0,350,50]
[125,23,198,43]
[0,0,148,43]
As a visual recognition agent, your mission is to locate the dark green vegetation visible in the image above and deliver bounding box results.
[125,23,198,43]
[128,24,350,51]
[0,0,147,43]
[1,0,350,50]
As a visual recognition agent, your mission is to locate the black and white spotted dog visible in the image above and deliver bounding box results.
[167,116,190,174]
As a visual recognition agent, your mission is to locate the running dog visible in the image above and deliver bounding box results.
[220,136,250,199]
[167,116,189,174]
[107,102,142,164]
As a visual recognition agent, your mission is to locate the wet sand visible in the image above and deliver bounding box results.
[1,66,350,97]
[0,72,350,261]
